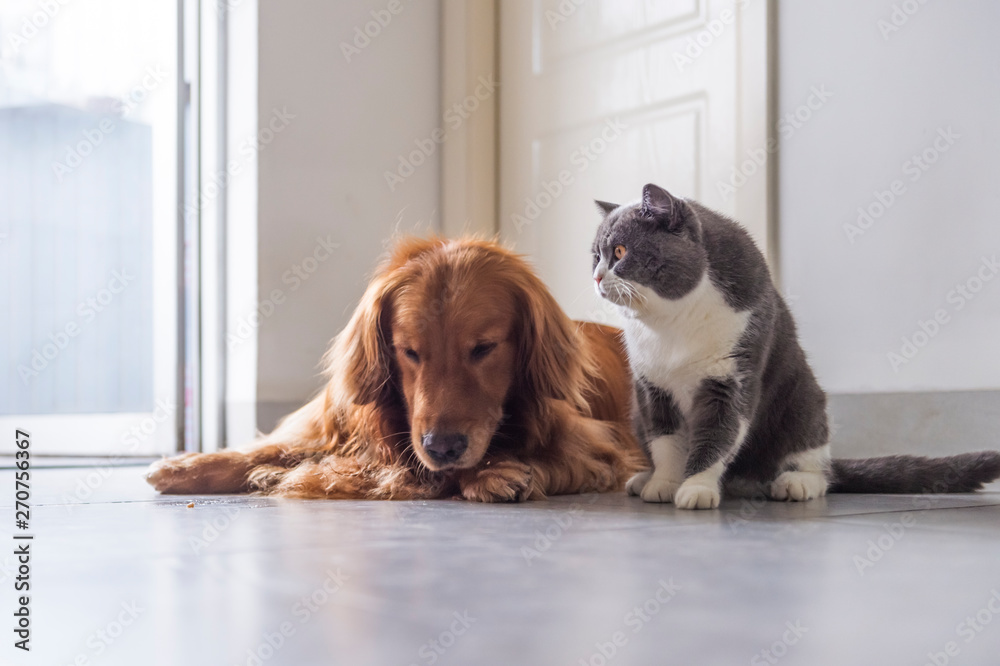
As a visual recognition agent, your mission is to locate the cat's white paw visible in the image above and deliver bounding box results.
[770,471,828,502]
[626,471,652,496]
[640,477,682,503]
[673,478,721,510]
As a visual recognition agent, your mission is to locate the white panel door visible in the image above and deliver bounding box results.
[499,0,768,323]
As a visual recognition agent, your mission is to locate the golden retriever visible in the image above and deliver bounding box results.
[146,237,643,501]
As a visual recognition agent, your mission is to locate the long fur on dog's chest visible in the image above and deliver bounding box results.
[622,275,750,415]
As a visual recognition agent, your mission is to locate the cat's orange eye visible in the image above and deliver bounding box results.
[614,245,627,260]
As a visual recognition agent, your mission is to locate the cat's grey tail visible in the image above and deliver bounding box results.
[829,451,1000,494]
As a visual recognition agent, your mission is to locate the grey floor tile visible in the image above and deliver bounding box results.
[2,467,999,666]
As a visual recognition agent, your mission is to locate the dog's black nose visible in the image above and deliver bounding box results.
[421,432,468,464]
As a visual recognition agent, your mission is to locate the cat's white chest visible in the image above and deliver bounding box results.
[622,274,750,415]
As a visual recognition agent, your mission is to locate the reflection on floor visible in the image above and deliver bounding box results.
[2,466,999,666]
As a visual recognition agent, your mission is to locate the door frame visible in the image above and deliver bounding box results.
[440,0,499,237]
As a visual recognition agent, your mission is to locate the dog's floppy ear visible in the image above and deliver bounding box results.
[515,271,589,412]
[325,274,396,406]
[325,236,441,408]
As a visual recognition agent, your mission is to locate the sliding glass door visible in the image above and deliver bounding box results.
[0,0,182,456]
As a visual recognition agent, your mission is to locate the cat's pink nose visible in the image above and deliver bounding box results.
[595,275,602,285]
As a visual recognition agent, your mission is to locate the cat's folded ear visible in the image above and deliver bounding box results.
[595,200,618,216]
[641,183,696,235]
[641,183,676,218]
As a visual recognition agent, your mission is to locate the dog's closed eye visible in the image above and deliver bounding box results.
[404,348,420,363]
[470,342,497,361]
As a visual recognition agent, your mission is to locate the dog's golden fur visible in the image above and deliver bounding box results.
[147,237,643,501]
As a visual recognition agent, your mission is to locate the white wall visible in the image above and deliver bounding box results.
[779,0,1000,394]
[254,0,441,424]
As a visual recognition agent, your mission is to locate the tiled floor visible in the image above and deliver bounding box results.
[2,465,999,666]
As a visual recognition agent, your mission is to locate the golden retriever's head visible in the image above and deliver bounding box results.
[326,237,588,472]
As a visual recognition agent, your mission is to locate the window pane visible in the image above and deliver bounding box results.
[0,0,179,453]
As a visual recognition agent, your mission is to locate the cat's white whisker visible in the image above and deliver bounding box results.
[619,281,644,308]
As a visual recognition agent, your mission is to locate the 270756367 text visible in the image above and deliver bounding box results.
[13,429,32,652]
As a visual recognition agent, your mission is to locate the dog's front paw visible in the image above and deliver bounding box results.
[146,453,200,493]
[626,470,652,496]
[460,461,535,503]
[673,478,721,510]
[145,451,252,494]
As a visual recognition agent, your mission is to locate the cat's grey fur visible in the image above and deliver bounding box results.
[592,183,1000,509]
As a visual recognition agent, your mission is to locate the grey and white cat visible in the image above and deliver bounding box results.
[592,183,1000,509]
